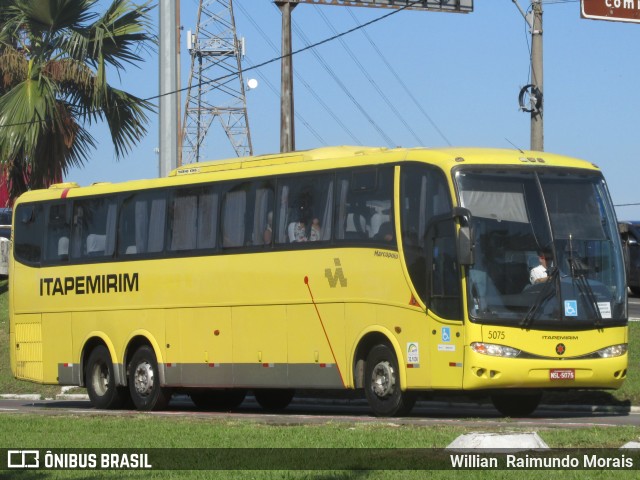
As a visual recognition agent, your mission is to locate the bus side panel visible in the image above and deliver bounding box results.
[232,305,288,387]
[165,307,233,387]
[426,315,465,389]
[287,303,345,388]
[379,306,433,390]
[42,312,73,384]
[12,314,44,383]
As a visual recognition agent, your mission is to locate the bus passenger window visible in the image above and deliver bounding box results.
[335,166,394,244]
[170,186,218,252]
[118,193,166,256]
[221,183,249,248]
[71,197,117,259]
[14,204,44,264]
[276,174,333,245]
[44,204,70,262]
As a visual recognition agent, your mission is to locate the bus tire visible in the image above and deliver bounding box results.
[491,391,542,417]
[190,389,247,411]
[85,345,129,410]
[254,389,295,411]
[364,344,416,417]
[128,345,171,411]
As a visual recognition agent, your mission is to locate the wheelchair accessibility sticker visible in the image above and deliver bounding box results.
[564,300,578,317]
[441,327,451,342]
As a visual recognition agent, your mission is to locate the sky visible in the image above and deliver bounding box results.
[68,0,640,220]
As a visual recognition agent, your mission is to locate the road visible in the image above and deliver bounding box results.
[1,396,639,429]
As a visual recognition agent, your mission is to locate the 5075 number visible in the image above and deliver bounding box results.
[487,330,505,341]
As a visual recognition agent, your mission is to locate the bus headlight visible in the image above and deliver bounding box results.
[471,342,521,358]
[595,344,627,358]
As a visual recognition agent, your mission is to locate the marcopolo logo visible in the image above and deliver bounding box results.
[325,258,347,288]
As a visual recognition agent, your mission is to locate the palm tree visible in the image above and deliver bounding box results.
[0,0,155,202]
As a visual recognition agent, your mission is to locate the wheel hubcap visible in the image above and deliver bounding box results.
[133,361,155,397]
[371,361,395,398]
[91,363,109,397]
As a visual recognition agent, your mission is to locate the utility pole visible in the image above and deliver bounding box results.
[276,1,296,153]
[513,0,543,151]
[530,0,543,151]
[159,0,180,176]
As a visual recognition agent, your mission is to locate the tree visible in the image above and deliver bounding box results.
[0,0,155,202]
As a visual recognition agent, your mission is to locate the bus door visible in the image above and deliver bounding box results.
[425,217,465,388]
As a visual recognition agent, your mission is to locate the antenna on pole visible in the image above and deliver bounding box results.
[182,0,253,164]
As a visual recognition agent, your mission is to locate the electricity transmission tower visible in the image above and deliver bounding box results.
[182,0,253,164]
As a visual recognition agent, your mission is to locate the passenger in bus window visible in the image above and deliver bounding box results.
[309,218,321,241]
[288,218,307,242]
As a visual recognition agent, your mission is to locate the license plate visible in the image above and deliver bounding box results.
[550,369,575,380]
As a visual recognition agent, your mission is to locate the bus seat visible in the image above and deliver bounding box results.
[125,245,137,255]
[345,212,367,240]
[86,234,106,255]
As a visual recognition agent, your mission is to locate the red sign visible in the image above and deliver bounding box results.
[582,0,640,23]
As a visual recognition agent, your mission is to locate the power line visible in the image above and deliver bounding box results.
[235,0,358,145]
[315,5,425,146]
[244,56,327,145]
[289,10,396,147]
[0,0,418,130]
[346,8,452,146]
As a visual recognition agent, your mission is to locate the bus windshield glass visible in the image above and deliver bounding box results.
[456,168,626,328]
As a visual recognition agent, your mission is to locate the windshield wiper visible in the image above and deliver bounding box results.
[567,259,603,327]
[566,236,603,326]
[521,266,559,328]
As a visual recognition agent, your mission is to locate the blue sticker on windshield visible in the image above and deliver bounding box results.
[564,300,578,317]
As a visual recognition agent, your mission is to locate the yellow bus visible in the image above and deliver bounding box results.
[9,146,628,416]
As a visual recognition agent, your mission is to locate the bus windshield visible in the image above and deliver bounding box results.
[456,169,626,328]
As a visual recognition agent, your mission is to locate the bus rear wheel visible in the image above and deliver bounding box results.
[364,344,416,417]
[128,346,171,411]
[86,345,129,409]
[491,391,542,417]
[190,389,247,411]
[254,389,295,411]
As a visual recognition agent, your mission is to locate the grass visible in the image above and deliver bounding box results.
[1,415,640,479]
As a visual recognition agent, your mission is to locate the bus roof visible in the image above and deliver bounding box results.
[16,146,600,203]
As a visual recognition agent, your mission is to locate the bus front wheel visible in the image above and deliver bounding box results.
[128,346,171,411]
[85,345,129,410]
[364,344,416,417]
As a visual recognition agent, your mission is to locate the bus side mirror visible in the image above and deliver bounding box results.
[458,225,474,266]
[452,207,474,266]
